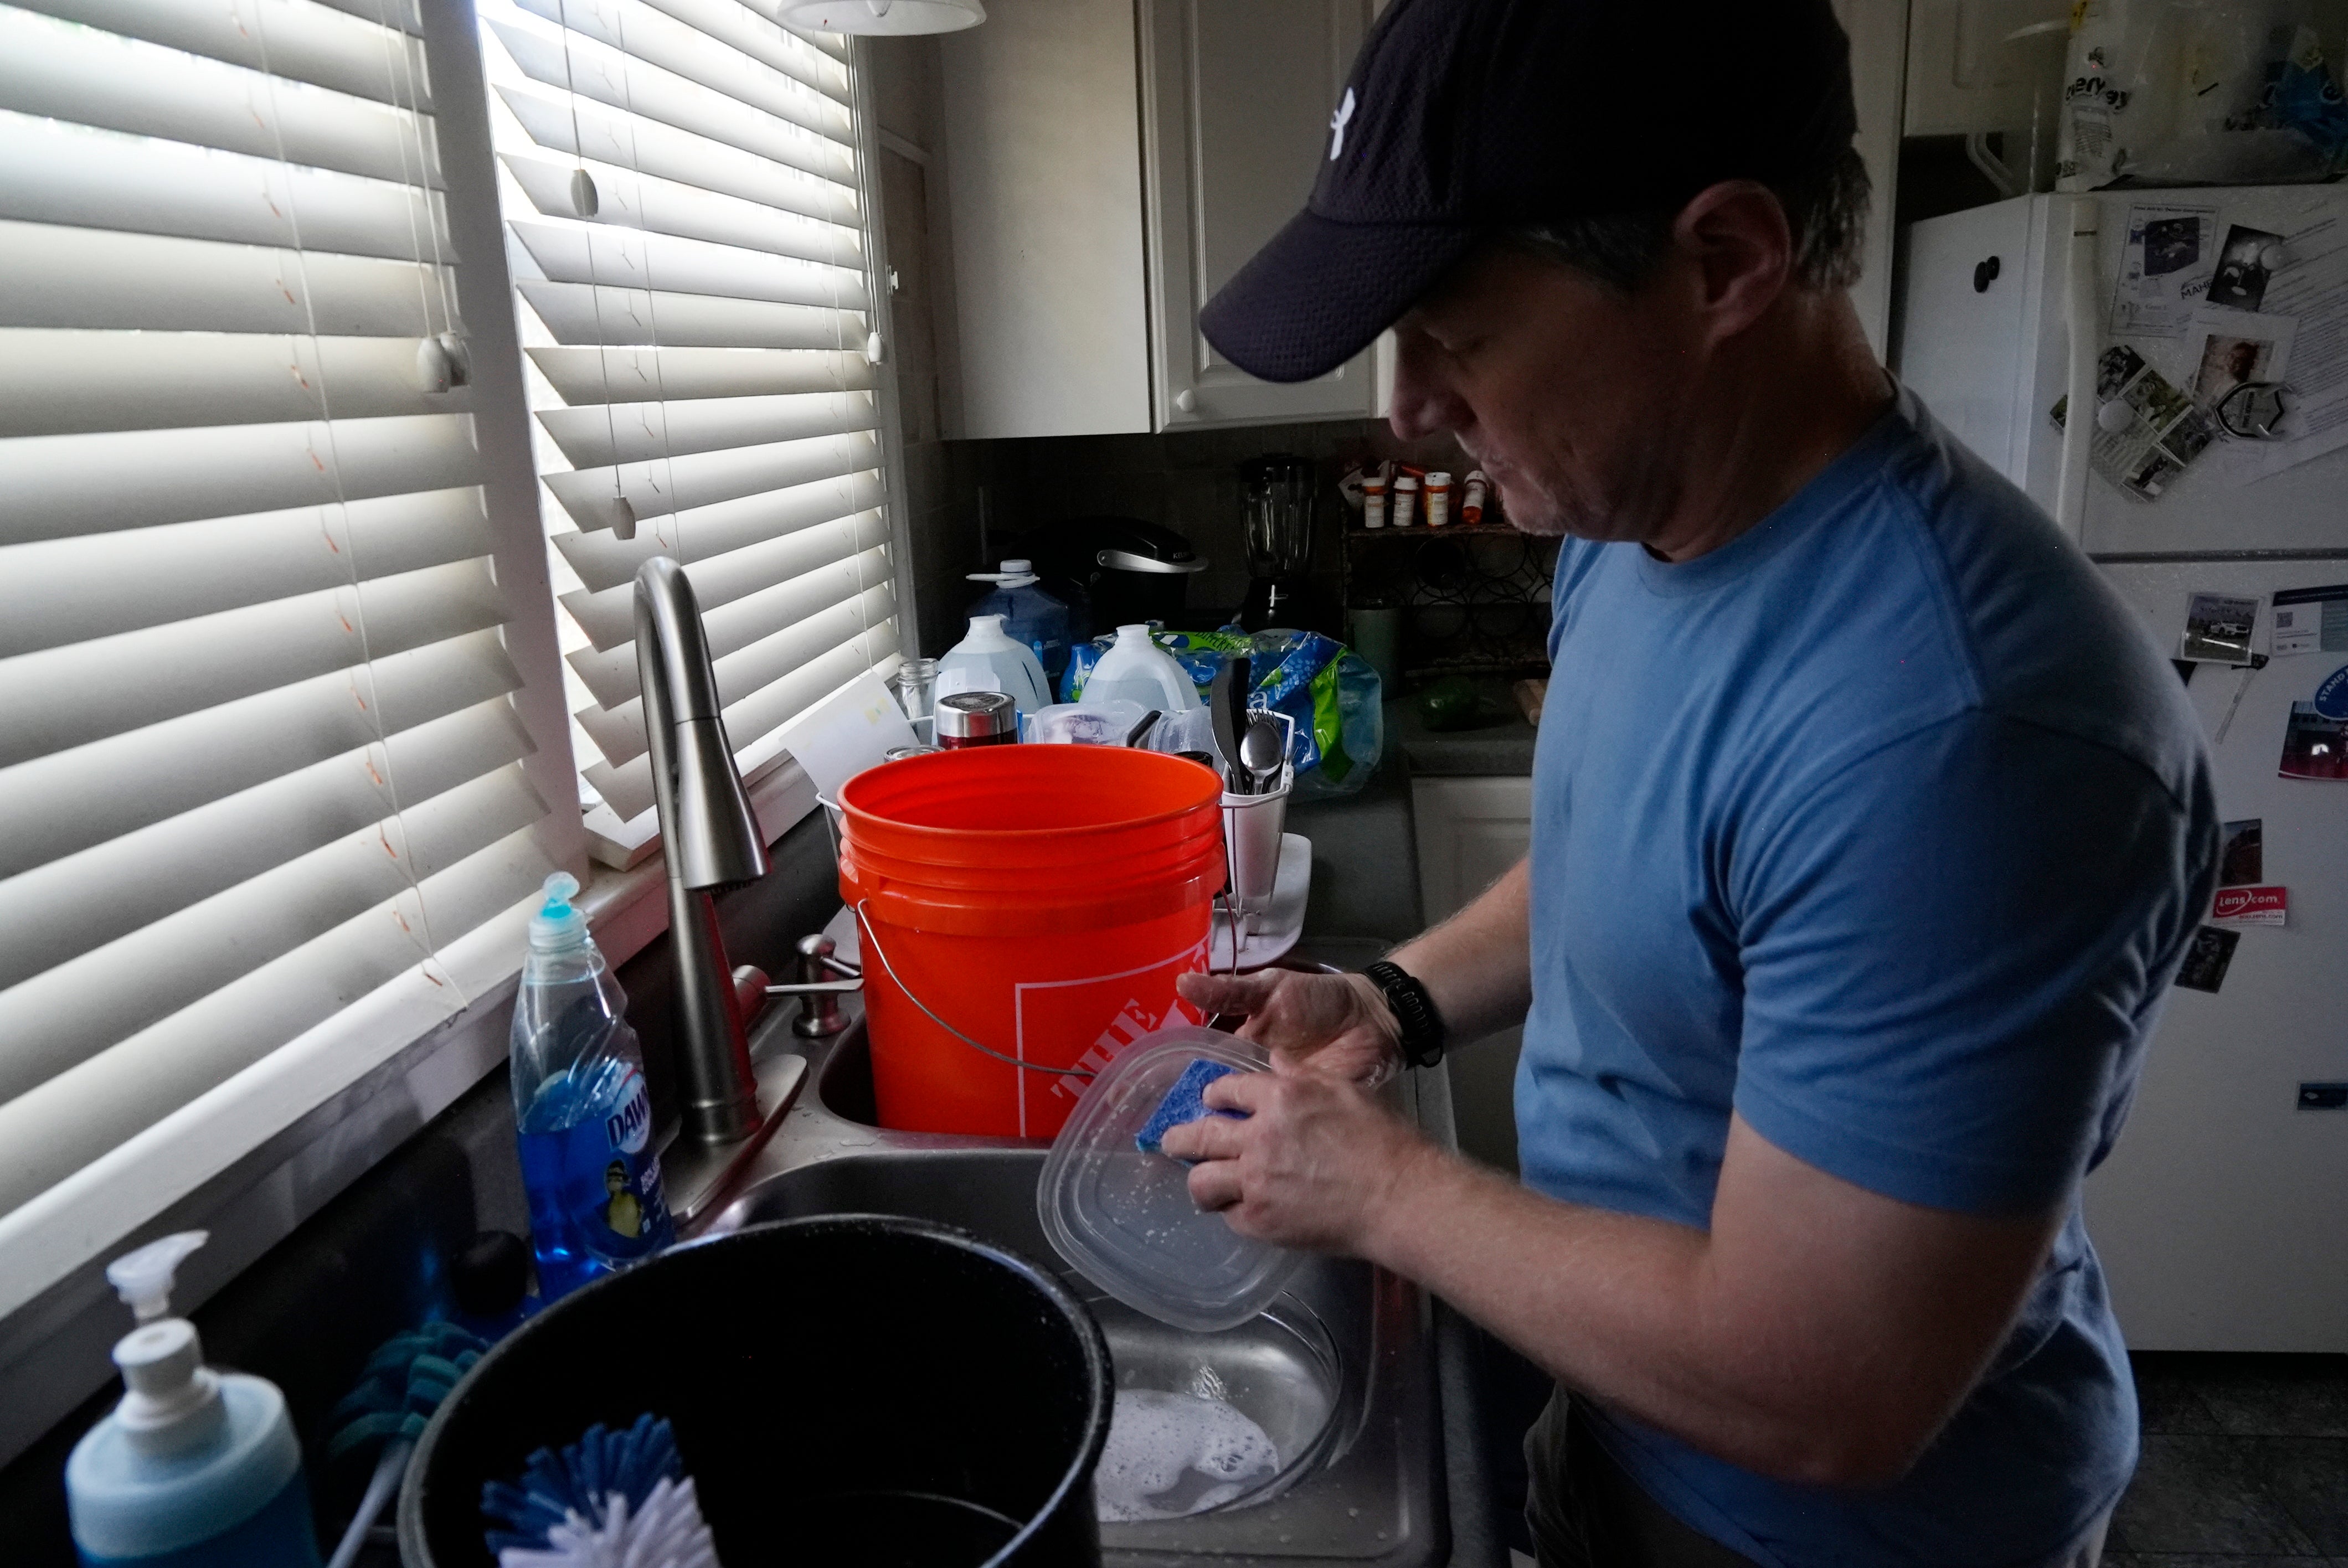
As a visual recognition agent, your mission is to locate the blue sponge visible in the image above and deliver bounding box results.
[1136,1059,1248,1159]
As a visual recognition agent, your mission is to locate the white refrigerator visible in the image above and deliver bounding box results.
[1897,184,2348,1351]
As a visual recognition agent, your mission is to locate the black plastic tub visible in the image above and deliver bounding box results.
[398,1214,1115,1567]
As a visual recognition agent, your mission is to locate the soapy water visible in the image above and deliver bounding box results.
[1094,1388,1281,1522]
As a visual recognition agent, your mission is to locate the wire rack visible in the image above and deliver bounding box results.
[1341,524,1559,678]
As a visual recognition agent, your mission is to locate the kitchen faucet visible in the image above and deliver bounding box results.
[634,556,769,1144]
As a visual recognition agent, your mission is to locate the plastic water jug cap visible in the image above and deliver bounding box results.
[105,1231,207,1324]
[529,871,590,953]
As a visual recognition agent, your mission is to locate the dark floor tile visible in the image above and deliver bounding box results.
[2101,1556,2330,1567]
[2108,1436,2319,1555]
[2105,1559,2343,1567]
[2134,1353,2228,1436]
[2193,1356,2348,1439]
[2258,1437,2348,1553]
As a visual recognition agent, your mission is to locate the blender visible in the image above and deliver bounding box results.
[1238,453,1320,632]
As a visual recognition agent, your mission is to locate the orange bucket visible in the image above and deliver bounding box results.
[837,746,1228,1138]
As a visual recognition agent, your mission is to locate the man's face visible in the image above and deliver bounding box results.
[1387,244,1706,543]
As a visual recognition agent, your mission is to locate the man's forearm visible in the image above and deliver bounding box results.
[1387,857,1533,1045]
[1360,1116,2062,1488]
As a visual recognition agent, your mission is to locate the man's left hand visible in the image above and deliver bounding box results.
[1155,1056,1435,1254]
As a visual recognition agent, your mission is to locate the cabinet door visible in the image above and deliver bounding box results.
[1140,0,1378,430]
[1411,776,1534,1174]
[936,0,1154,439]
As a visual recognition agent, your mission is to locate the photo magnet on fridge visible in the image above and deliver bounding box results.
[2217,818,2263,886]
[2207,225,2286,311]
[2173,925,2242,993]
[2179,592,2261,663]
[2278,702,2348,781]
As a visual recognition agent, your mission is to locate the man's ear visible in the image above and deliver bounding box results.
[1668,180,1794,345]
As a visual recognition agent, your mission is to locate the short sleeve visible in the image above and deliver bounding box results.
[1729,713,2207,1216]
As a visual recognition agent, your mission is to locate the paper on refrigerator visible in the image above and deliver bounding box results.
[2111,204,2221,337]
[2246,204,2348,480]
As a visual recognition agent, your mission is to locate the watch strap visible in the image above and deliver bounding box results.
[1364,960,1446,1069]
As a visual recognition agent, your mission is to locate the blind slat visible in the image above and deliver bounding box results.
[525,344,869,404]
[584,623,895,820]
[0,414,483,545]
[534,389,873,468]
[575,581,892,765]
[0,629,521,881]
[0,331,475,439]
[568,542,890,709]
[19,0,434,109]
[0,487,492,659]
[486,17,857,187]
[0,111,452,264]
[550,467,884,594]
[0,7,444,187]
[512,0,851,135]
[500,151,859,269]
[509,218,868,311]
[0,698,532,994]
[0,558,506,767]
[538,429,878,534]
[493,81,860,227]
[0,793,553,1216]
[518,280,862,349]
[0,221,450,337]
[558,504,886,645]
[643,0,851,101]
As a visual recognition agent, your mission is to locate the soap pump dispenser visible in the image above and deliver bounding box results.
[65,1232,322,1567]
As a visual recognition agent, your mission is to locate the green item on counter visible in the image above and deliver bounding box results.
[1416,676,1509,732]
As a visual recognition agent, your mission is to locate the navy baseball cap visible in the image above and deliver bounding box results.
[1199,0,1858,384]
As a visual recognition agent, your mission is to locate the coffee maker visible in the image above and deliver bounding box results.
[1238,453,1322,632]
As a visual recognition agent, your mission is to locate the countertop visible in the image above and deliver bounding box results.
[1384,690,1537,777]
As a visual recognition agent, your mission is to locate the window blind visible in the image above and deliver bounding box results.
[478,0,902,860]
[0,0,563,1278]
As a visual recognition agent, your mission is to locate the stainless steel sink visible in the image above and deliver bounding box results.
[697,1012,1448,1566]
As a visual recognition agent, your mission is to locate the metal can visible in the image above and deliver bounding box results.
[934,690,1018,748]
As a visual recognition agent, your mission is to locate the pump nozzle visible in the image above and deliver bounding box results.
[105,1231,207,1324]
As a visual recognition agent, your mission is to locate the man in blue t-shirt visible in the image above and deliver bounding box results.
[1159,2,2218,1564]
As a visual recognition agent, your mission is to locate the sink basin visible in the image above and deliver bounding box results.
[701,1013,1446,1565]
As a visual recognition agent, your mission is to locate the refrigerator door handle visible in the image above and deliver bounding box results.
[2054,198,2100,542]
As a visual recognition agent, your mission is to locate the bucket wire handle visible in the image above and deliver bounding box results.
[851,900,1097,1079]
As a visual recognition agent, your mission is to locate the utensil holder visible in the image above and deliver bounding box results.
[1222,773,1290,916]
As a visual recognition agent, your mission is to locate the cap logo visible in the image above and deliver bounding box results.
[1328,87,1356,161]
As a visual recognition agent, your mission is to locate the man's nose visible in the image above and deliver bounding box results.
[1387,337,1471,442]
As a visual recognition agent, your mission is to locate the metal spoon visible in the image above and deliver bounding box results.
[1240,713,1283,795]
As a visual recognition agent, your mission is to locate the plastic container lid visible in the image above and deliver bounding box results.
[1036,1026,1304,1332]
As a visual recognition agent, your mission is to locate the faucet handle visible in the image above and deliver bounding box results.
[731,964,770,1028]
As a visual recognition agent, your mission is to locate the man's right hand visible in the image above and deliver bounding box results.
[1174,968,1403,1087]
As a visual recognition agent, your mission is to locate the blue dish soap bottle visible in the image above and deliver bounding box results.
[967,559,1073,680]
[66,1232,322,1567]
[511,872,674,1300]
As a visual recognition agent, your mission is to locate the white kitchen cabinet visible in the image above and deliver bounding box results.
[1411,775,1534,1174]
[1139,0,1378,429]
[936,0,1377,438]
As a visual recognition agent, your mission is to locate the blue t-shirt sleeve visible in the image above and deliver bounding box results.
[1729,712,2203,1216]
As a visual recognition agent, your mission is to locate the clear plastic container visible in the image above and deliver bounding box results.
[1036,1026,1304,1332]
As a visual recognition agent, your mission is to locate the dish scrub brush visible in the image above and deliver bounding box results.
[321,1318,489,1568]
[483,1414,720,1568]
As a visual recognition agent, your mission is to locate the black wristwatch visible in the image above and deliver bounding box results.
[1363,960,1447,1069]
